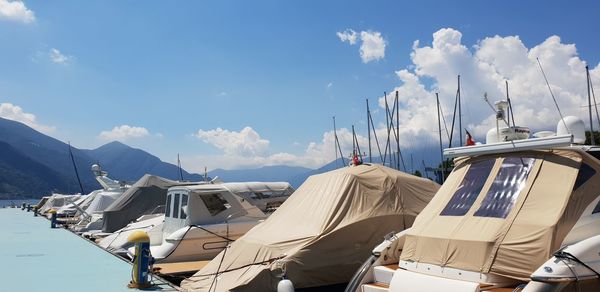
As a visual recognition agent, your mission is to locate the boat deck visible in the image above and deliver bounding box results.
[0,208,178,291]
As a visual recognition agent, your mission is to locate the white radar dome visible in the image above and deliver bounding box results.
[91,164,101,172]
[556,116,585,144]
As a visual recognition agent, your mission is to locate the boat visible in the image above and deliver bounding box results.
[180,164,440,291]
[143,182,295,264]
[69,164,130,232]
[346,102,600,291]
[38,193,83,216]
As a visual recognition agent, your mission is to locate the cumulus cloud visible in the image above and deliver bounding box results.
[189,126,369,171]
[338,28,386,63]
[336,29,358,45]
[99,125,150,141]
[378,28,600,149]
[49,48,71,64]
[0,102,55,133]
[0,0,35,24]
[195,127,270,157]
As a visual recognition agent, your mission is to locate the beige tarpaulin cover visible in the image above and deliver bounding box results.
[400,149,600,280]
[181,164,439,291]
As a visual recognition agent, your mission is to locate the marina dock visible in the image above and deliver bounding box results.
[0,208,178,292]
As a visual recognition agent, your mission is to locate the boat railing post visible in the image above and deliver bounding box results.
[33,206,38,217]
[127,231,153,289]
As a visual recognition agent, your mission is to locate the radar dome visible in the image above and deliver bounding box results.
[91,164,101,172]
[556,116,585,144]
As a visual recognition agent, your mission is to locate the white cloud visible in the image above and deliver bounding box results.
[336,29,357,45]
[195,127,270,157]
[0,102,55,133]
[327,82,333,89]
[359,31,386,63]
[99,125,150,141]
[337,28,387,63]
[49,48,71,64]
[378,28,600,149]
[189,126,370,171]
[0,0,35,24]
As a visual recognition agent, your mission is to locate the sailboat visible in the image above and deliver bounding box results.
[346,100,600,291]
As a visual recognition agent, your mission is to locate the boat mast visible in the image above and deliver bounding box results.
[333,116,344,167]
[367,99,372,163]
[396,92,402,171]
[177,154,184,181]
[436,93,445,183]
[506,81,516,127]
[68,142,85,195]
[458,75,463,146]
[587,65,595,145]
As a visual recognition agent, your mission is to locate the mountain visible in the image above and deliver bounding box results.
[0,141,65,199]
[208,165,312,187]
[0,117,99,194]
[0,118,204,198]
[83,141,203,182]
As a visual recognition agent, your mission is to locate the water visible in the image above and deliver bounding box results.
[0,199,39,208]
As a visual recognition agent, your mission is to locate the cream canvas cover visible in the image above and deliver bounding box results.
[181,164,439,291]
[400,149,600,280]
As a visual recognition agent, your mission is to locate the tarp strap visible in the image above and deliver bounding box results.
[194,255,286,277]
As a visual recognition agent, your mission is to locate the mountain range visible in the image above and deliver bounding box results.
[0,118,328,199]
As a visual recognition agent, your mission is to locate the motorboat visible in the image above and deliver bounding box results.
[132,182,295,264]
[179,165,439,291]
[346,104,600,291]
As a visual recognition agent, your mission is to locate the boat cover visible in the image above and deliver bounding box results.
[84,191,123,216]
[400,149,600,280]
[39,193,82,214]
[102,175,196,233]
[181,163,439,291]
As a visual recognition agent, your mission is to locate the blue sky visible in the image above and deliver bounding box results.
[1,0,599,172]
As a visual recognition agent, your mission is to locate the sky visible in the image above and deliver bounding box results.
[1,0,600,173]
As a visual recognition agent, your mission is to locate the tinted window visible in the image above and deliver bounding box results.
[181,194,188,219]
[200,193,230,216]
[573,163,596,190]
[474,157,535,218]
[593,200,600,214]
[440,159,495,216]
[165,194,172,218]
[173,193,180,219]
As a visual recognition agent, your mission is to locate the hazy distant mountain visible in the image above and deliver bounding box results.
[0,118,204,198]
[83,141,203,182]
[0,141,65,199]
[209,165,312,187]
[0,117,99,194]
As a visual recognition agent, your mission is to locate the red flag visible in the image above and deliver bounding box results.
[465,129,475,146]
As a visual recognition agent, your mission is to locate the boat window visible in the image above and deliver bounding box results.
[173,193,180,219]
[440,159,495,216]
[165,194,172,218]
[593,200,600,214]
[474,157,535,218]
[199,193,230,216]
[573,163,596,190]
[181,194,188,219]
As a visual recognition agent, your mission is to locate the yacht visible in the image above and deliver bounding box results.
[179,165,439,291]
[132,182,295,263]
[346,102,600,292]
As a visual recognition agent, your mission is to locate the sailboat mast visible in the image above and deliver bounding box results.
[396,92,401,171]
[68,142,85,195]
[436,93,445,183]
[587,65,595,145]
[367,99,372,163]
[458,75,463,146]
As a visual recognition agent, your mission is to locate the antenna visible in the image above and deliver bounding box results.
[505,81,516,127]
[537,57,569,131]
[177,154,184,181]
